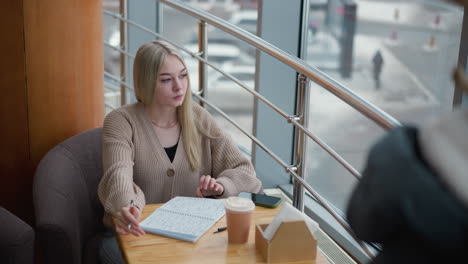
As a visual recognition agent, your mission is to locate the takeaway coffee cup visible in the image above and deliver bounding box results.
[224,196,255,244]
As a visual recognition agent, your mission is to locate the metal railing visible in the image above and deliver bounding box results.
[103,0,403,260]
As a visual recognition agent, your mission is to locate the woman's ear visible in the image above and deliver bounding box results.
[453,66,468,94]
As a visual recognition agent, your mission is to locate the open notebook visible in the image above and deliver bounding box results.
[139,196,225,242]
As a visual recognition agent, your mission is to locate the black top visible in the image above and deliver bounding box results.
[164,142,178,162]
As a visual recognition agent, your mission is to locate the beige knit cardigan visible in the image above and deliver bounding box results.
[98,102,262,225]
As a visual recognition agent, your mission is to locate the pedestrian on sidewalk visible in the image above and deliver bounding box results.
[372,50,384,89]
[309,21,318,36]
[309,21,319,43]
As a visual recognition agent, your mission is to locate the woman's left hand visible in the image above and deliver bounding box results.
[196,175,224,197]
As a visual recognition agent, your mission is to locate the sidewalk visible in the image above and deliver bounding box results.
[357,0,462,31]
[306,0,461,115]
[307,33,438,113]
[303,33,444,215]
[338,35,437,107]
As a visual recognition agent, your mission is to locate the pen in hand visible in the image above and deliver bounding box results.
[128,200,134,230]
[213,226,227,233]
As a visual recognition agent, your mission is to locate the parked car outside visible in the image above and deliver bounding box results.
[310,0,328,10]
[212,0,240,13]
[184,41,241,65]
[206,63,256,112]
[228,9,257,34]
[180,0,214,11]
[181,0,240,13]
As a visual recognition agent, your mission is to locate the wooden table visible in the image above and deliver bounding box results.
[116,203,330,264]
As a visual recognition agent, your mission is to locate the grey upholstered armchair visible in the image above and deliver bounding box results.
[33,128,106,264]
[0,207,35,264]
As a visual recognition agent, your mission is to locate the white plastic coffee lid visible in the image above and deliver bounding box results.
[224,196,255,212]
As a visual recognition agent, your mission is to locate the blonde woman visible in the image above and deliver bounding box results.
[97,40,262,263]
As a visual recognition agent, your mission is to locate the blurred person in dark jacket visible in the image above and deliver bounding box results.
[346,65,468,263]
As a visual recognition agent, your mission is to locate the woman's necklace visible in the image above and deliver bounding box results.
[151,120,178,129]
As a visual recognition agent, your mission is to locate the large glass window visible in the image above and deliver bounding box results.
[102,0,466,261]
[166,1,259,154]
[103,0,259,153]
[103,0,123,114]
[305,0,464,214]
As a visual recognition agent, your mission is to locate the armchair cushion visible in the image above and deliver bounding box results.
[0,207,35,264]
[34,128,106,264]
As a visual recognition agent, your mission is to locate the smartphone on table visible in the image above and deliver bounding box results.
[238,192,282,208]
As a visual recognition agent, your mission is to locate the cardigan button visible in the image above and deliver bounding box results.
[166,169,175,177]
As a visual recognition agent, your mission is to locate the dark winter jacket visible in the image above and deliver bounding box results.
[346,126,468,264]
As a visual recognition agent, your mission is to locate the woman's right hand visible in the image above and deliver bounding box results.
[113,206,146,236]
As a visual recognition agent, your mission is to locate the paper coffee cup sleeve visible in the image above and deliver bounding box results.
[263,202,319,241]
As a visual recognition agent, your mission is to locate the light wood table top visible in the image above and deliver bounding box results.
[116,203,330,264]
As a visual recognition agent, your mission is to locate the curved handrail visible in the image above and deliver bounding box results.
[104,41,135,59]
[102,7,379,258]
[193,93,373,258]
[160,0,401,130]
[103,10,361,179]
[102,11,363,245]
[101,3,393,259]
[104,71,134,91]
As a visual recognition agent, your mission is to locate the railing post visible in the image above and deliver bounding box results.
[292,74,310,212]
[198,20,207,107]
[119,0,127,106]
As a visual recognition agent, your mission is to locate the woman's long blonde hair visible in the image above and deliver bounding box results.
[133,40,202,171]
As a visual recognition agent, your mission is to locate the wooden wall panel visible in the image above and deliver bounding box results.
[0,0,104,225]
[0,0,34,224]
[24,0,104,165]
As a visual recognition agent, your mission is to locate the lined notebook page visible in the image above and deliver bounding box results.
[159,197,225,219]
[139,197,225,242]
